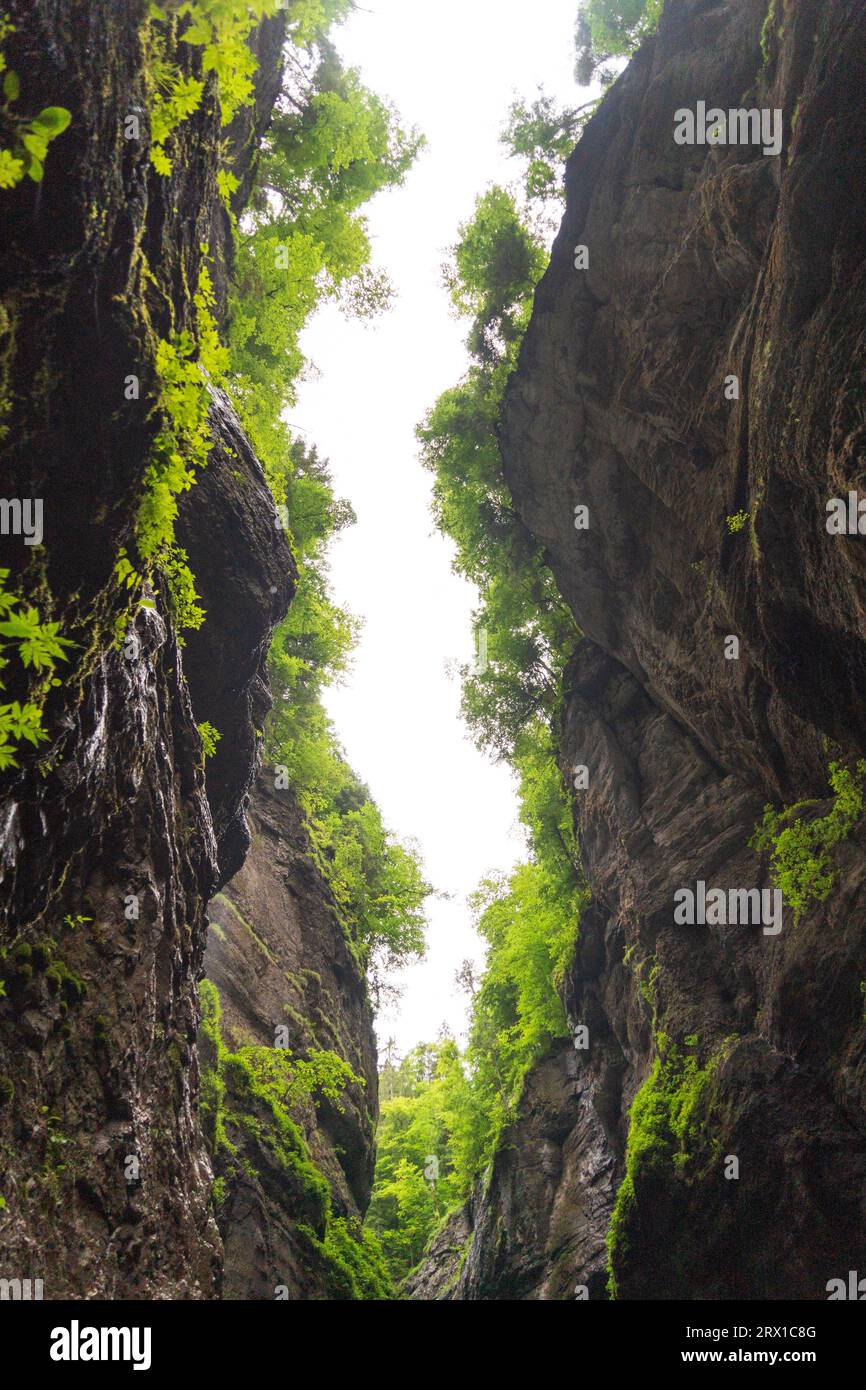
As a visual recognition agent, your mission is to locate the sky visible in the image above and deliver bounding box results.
[290,0,584,1056]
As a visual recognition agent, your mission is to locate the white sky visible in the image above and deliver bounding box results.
[291,0,584,1057]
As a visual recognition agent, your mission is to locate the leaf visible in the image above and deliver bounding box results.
[22,132,48,161]
[151,146,172,177]
[180,20,212,45]
[25,155,43,183]
[3,69,19,101]
[33,106,71,137]
[0,147,24,189]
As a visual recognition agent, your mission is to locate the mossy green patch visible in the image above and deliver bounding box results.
[749,761,866,921]
[298,1217,393,1301]
[606,1033,732,1298]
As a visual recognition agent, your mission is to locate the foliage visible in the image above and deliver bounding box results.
[442,187,546,365]
[606,1033,721,1298]
[367,1040,483,1279]
[199,978,392,1299]
[233,1042,363,1113]
[197,720,221,758]
[0,570,73,769]
[574,0,663,86]
[62,914,92,930]
[0,13,71,189]
[726,510,749,534]
[749,762,866,920]
[501,90,595,224]
[227,41,422,456]
[130,258,228,629]
[145,0,284,176]
[302,1216,393,1300]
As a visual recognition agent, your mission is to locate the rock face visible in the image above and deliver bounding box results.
[202,774,378,1300]
[0,0,292,1297]
[433,0,866,1300]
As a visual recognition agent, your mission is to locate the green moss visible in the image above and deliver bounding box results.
[44,959,86,1004]
[760,0,783,66]
[749,761,866,921]
[198,978,233,1154]
[299,1217,394,1301]
[638,957,659,1010]
[624,946,659,1013]
[221,1051,330,1220]
[606,1033,730,1298]
[200,979,328,1224]
[200,977,379,1294]
[31,941,53,970]
[211,892,276,965]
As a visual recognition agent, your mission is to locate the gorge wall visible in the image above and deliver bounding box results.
[4,0,865,1308]
[0,0,378,1301]
[420,0,866,1300]
[202,775,378,1299]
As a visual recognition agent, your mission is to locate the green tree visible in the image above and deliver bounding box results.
[574,0,663,86]
[501,90,595,220]
[218,8,430,1000]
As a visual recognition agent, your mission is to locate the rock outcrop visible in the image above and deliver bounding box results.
[429,0,866,1300]
[0,0,291,1297]
[202,774,378,1300]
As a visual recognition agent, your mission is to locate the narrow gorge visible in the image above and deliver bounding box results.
[1,0,865,1333]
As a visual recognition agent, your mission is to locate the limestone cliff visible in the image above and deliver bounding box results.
[425,0,866,1300]
[202,775,379,1300]
[0,0,292,1298]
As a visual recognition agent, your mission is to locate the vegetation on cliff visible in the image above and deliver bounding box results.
[200,978,394,1299]
[749,761,866,921]
[221,8,430,995]
[605,1033,727,1298]
[366,0,665,1285]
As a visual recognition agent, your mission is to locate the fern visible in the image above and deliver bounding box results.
[197,720,221,758]
[0,569,73,769]
[749,761,866,919]
[134,259,228,631]
[145,0,281,176]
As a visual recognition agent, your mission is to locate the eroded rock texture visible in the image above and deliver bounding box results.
[0,0,291,1297]
[434,0,866,1300]
[203,775,378,1300]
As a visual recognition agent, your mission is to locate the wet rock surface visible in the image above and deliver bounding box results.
[204,775,378,1300]
[0,0,290,1297]
[424,0,866,1301]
